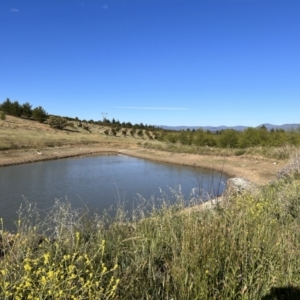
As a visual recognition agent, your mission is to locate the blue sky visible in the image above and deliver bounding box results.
[1,0,299,127]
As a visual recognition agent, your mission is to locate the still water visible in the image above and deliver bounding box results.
[0,154,229,230]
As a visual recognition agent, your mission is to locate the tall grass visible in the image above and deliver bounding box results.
[1,177,300,299]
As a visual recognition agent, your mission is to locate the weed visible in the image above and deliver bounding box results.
[2,178,300,299]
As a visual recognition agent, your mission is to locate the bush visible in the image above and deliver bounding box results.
[32,106,47,123]
[218,129,239,148]
[83,125,90,132]
[122,129,127,137]
[0,111,6,120]
[111,128,117,136]
[234,149,246,156]
[48,116,68,130]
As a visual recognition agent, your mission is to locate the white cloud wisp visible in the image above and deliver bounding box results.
[115,107,189,110]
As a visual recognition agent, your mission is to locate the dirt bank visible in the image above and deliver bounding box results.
[0,143,283,184]
[122,149,283,184]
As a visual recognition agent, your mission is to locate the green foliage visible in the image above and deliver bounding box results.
[234,149,246,156]
[0,99,30,117]
[137,129,143,138]
[32,106,48,123]
[239,127,261,148]
[122,129,127,137]
[10,101,23,116]
[22,102,33,118]
[0,111,6,120]
[157,126,300,149]
[48,116,68,130]
[0,98,12,114]
[218,129,239,148]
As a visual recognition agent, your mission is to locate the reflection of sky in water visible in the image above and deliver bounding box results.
[0,155,229,230]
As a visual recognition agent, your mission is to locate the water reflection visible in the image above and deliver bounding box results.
[0,154,228,230]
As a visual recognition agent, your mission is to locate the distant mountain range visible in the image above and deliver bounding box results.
[158,123,300,132]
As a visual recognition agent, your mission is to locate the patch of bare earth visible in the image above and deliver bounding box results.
[121,149,282,185]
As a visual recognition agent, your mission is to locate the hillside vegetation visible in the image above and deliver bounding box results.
[1,97,300,161]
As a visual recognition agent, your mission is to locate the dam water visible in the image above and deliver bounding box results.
[0,154,229,231]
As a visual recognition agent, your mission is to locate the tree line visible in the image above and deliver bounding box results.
[3,97,298,148]
[0,98,47,122]
[157,126,300,148]
[0,98,161,132]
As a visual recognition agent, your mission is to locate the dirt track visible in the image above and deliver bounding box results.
[0,143,283,184]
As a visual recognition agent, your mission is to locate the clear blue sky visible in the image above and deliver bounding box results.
[1,0,299,127]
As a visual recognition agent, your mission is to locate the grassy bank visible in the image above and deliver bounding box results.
[1,169,300,299]
[0,115,145,151]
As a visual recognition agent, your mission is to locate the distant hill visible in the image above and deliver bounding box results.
[258,123,300,131]
[158,124,300,132]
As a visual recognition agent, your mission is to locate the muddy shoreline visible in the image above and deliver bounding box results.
[0,143,283,184]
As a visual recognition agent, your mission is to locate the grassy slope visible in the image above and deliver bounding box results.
[0,115,145,150]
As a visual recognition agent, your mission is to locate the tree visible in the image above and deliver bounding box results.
[1,98,12,114]
[111,128,117,136]
[218,129,239,148]
[32,106,47,122]
[11,101,23,117]
[48,116,68,129]
[239,128,261,148]
[22,102,32,118]
[130,129,135,137]
[137,129,143,138]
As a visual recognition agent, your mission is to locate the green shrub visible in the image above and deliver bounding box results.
[48,116,68,130]
[234,149,246,156]
[32,106,48,123]
[0,111,6,120]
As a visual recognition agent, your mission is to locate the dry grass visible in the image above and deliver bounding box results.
[0,116,154,151]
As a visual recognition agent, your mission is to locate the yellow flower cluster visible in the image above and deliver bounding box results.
[0,236,120,299]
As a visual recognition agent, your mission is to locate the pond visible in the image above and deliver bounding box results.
[0,154,229,231]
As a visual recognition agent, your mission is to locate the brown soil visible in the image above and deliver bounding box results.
[0,143,283,185]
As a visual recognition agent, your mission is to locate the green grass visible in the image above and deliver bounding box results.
[1,171,300,299]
